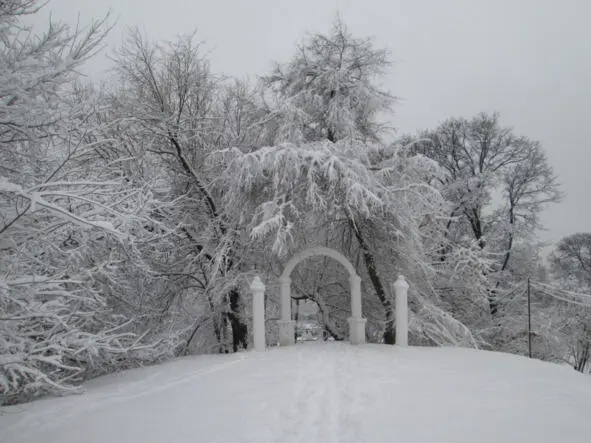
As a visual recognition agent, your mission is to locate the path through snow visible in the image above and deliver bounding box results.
[1,343,591,443]
[271,344,362,442]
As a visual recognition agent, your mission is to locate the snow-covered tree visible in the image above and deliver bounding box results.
[211,19,476,347]
[0,1,109,146]
[262,17,395,144]
[108,30,277,354]
[408,113,560,321]
[551,234,591,289]
[548,233,591,372]
[0,2,169,404]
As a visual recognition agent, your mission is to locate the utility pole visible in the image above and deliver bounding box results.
[527,277,532,358]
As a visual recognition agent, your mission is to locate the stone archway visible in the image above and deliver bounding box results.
[277,246,367,346]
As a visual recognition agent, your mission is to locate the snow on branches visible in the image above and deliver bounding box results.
[213,139,444,257]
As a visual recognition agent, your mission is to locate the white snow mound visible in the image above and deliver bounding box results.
[1,343,590,443]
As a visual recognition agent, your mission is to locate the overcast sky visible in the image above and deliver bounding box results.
[31,0,591,246]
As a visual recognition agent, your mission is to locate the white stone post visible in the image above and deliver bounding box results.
[250,276,266,352]
[350,274,362,319]
[394,275,409,347]
[277,276,295,346]
[347,274,366,345]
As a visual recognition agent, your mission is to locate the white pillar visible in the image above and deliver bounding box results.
[250,276,266,352]
[280,277,291,322]
[348,274,366,345]
[347,317,367,345]
[394,275,409,347]
[278,276,295,346]
[350,274,362,319]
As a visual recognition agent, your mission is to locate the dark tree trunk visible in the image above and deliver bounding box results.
[383,307,396,345]
[487,287,498,317]
[226,288,248,352]
[294,299,300,342]
[438,215,456,263]
[574,342,590,373]
[489,203,516,316]
[466,207,499,316]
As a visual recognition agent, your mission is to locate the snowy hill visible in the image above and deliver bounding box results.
[1,343,590,443]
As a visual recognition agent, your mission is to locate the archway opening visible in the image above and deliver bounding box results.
[277,247,366,346]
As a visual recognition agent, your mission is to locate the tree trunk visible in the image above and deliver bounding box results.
[574,342,590,373]
[169,134,245,351]
[294,299,300,342]
[226,288,248,352]
[489,204,516,316]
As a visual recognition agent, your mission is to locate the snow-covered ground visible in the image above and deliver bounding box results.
[1,343,590,443]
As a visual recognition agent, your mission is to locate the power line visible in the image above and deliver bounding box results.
[529,281,591,308]
[530,280,591,299]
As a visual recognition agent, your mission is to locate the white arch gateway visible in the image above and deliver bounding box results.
[277,246,367,346]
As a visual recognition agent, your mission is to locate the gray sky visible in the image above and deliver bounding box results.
[32,0,591,245]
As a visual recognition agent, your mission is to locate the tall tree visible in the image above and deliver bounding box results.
[111,30,258,353]
[214,19,475,346]
[260,18,402,342]
[410,112,560,316]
